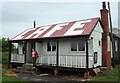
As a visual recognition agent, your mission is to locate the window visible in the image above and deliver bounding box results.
[94,52,97,64]
[52,42,56,51]
[47,42,51,51]
[78,40,85,51]
[71,41,77,51]
[71,40,85,51]
[115,40,118,51]
[47,42,56,52]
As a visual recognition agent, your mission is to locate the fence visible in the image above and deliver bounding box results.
[37,54,94,68]
[11,54,25,63]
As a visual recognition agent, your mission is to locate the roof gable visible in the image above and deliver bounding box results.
[12,17,100,41]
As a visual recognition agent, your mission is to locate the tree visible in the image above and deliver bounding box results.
[2,37,16,52]
[0,38,2,52]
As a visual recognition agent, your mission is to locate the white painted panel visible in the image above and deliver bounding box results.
[90,22,103,67]
[58,55,87,68]
[36,41,56,65]
[36,42,42,55]
[107,36,111,51]
[59,40,70,55]
[11,54,25,63]
[18,42,24,54]
[88,38,93,56]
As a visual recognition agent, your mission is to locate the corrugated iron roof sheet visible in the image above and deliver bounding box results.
[12,17,100,41]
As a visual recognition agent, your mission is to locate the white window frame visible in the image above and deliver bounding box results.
[47,42,57,52]
[115,40,118,51]
[71,40,86,52]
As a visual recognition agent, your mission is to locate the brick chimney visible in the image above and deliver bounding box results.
[100,2,111,69]
[100,2,109,35]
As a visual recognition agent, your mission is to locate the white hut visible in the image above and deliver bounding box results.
[10,17,103,70]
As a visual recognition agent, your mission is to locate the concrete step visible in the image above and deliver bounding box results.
[15,63,38,75]
[22,63,33,67]
[99,67,109,75]
[17,66,33,71]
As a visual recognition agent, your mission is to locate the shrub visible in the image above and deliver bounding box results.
[2,52,9,65]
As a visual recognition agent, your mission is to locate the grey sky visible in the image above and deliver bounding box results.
[1,0,119,39]
[118,1,120,29]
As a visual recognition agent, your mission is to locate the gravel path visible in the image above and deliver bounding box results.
[15,73,86,83]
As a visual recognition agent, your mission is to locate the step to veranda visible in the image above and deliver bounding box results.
[15,63,37,75]
[99,67,109,75]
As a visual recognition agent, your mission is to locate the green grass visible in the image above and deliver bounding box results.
[1,52,28,83]
[2,76,18,81]
[90,65,120,82]
[2,52,9,65]
[2,67,29,83]
[1,61,20,82]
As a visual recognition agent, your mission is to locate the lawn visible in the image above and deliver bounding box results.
[1,52,28,83]
[1,52,18,82]
[90,65,120,82]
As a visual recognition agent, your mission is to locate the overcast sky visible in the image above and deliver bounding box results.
[0,0,119,39]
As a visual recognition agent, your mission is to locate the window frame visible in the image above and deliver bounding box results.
[115,40,118,51]
[94,52,97,64]
[70,40,86,52]
[47,42,57,52]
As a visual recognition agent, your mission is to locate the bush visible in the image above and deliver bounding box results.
[2,37,17,53]
[2,52,9,65]
[90,65,120,81]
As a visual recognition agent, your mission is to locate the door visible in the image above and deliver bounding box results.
[26,41,32,63]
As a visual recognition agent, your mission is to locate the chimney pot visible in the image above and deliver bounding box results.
[102,2,106,9]
[33,20,36,28]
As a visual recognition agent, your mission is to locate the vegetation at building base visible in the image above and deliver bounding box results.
[1,52,28,83]
[90,65,120,82]
[1,37,17,53]
[1,52,17,82]
[0,38,26,82]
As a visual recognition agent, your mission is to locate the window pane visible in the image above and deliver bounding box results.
[23,45,25,54]
[47,42,51,51]
[115,40,118,51]
[52,42,56,51]
[78,40,85,51]
[94,52,97,63]
[71,41,77,51]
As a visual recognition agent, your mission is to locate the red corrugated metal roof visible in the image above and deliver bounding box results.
[12,17,100,41]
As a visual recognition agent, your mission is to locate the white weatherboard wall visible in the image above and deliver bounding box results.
[59,39,87,68]
[36,42,42,55]
[36,41,56,65]
[59,40,70,56]
[88,38,94,68]
[90,21,103,67]
[18,42,24,54]
[36,39,87,68]
[36,21,103,68]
